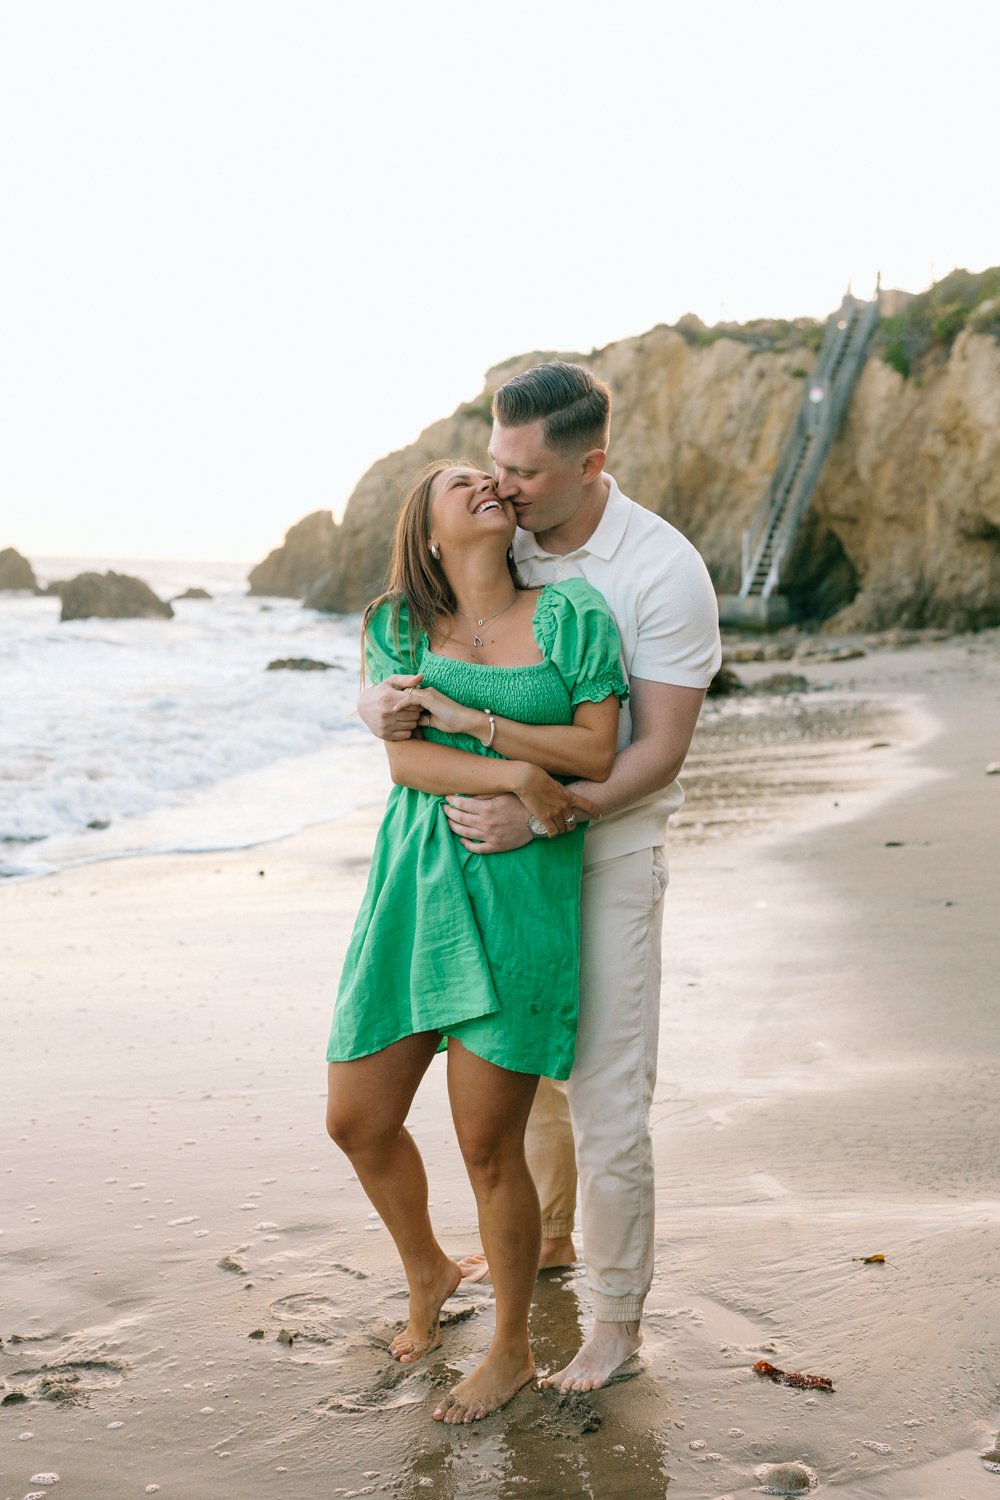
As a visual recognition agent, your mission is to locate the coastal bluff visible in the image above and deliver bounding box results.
[256,268,1000,631]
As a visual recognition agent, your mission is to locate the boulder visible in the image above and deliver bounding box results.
[0,547,37,591]
[59,571,174,621]
[248,510,337,598]
[755,672,810,695]
[707,666,746,696]
[172,586,213,601]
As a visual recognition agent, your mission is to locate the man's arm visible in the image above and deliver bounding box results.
[385,739,587,836]
[562,677,705,817]
[442,677,705,853]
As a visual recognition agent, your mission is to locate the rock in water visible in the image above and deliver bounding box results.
[266,657,336,672]
[0,546,37,590]
[59,571,174,621]
[172,586,213,601]
[248,510,337,598]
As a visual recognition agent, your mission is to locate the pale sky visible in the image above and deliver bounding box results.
[2,0,997,561]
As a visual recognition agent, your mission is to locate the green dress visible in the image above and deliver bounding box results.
[327,578,628,1079]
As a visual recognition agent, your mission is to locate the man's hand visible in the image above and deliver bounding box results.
[357,674,424,741]
[443,790,602,854]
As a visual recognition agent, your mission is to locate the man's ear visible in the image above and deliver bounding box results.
[580,447,607,481]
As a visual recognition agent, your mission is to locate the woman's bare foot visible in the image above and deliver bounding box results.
[538,1320,644,1392]
[432,1346,535,1423]
[389,1257,463,1363]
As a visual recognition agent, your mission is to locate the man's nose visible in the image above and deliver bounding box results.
[494,467,516,498]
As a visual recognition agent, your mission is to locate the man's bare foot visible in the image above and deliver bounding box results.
[539,1233,576,1270]
[538,1319,644,1392]
[455,1235,577,1287]
[432,1346,535,1423]
[389,1258,463,1363]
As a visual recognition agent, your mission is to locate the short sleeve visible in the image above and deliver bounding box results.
[629,546,722,687]
[536,579,629,708]
[363,598,419,684]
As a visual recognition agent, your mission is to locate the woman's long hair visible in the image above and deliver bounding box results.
[361,459,519,679]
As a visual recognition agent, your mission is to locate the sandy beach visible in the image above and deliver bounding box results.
[3,629,999,1500]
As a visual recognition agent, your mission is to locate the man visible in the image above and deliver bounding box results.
[357,362,721,1390]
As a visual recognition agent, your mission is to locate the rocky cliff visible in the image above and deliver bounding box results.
[248,509,337,597]
[266,268,1000,630]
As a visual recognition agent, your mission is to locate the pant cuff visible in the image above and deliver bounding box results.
[592,1293,646,1323]
[541,1216,575,1240]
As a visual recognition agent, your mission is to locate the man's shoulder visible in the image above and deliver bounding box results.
[614,491,707,573]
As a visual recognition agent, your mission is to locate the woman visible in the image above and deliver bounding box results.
[326,458,627,1423]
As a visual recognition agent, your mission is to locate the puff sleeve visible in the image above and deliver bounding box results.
[363,598,419,685]
[535,578,629,708]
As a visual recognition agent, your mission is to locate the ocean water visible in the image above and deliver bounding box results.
[0,557,389,879]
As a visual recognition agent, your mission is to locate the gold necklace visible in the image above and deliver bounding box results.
[453,590,519,648]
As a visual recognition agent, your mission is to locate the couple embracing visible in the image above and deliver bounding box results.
[325,362,721,1423]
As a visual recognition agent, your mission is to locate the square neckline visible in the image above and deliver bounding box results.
[420,584,552,671]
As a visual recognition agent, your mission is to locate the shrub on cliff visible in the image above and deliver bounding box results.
[879,265,1000,378]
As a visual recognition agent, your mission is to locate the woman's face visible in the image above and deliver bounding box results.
[428,466,516,556]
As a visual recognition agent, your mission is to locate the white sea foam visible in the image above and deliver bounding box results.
[1,557,390,877]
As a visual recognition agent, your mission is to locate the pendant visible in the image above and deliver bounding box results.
[473,634,484,648]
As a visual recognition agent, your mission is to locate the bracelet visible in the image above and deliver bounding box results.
[480,708,496,749]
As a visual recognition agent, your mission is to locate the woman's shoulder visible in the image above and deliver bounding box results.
[537,576,614,622]
[364,594,424,674]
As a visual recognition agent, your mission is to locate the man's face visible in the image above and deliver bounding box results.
[488,419,585,537]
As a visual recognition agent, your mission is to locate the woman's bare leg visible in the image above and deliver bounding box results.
[434,1040,540,1423]
[327,1034,462,1362]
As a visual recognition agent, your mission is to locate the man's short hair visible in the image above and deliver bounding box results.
[491,361,611,454]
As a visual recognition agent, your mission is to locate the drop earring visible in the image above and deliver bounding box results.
[507,545,514,560]
[429,543,441,560]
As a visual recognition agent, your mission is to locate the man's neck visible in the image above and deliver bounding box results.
[533,475,611,556]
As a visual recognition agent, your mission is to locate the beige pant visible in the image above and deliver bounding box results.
[524,845,668,1322]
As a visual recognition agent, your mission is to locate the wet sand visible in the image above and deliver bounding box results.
[3,630,999,1499]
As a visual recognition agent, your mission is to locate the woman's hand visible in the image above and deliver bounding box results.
[509,763,585,838]
[408,686,487,741]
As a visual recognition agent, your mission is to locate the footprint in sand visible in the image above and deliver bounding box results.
[267,1291,340,1344]
[4,1358,127,1407]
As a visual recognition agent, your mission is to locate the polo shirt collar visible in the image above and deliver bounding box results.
[514,473,629,563]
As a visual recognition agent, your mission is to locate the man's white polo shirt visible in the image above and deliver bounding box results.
[513,473,721,864]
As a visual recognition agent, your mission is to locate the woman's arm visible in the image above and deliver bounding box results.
[406,687,620,782]
[385,738,585,837]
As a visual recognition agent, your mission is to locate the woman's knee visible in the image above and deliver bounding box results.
[456,1129,524,1189]
[326,1095,398,1155]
